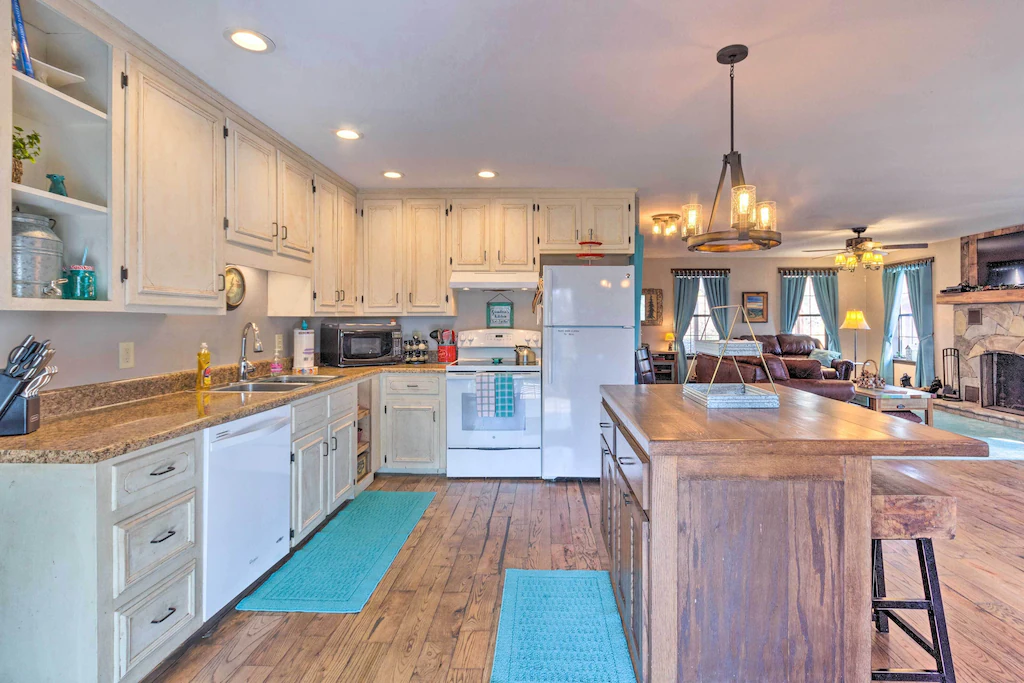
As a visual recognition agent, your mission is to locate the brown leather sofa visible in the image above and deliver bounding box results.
[692,352,856,402]
[736,334,854,380]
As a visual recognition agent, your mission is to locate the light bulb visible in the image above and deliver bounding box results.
[739,193,749,212]
[652,223,662,235]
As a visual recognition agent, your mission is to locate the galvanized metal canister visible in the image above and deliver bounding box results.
[12,211,64,298]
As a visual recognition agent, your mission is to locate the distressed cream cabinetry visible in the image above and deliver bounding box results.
[379,373,445,473]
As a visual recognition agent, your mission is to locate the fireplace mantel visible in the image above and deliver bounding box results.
[937,289,1024,305]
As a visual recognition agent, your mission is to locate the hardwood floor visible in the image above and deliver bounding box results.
[155,462,1024,682]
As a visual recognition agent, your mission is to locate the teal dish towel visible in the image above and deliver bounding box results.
[494,372,515,418]
[491,569,636,683]
[236,491,433,613]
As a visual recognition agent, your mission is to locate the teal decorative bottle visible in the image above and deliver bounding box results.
[46,174,67,196]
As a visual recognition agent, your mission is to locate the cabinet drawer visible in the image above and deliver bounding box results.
[879,396,929,411]
[114,561,197,679]
[384,374,440,396]
[615,427,649,511]
[600,404,615,456]
[329,384,358,420]
[114,490,196,597]
[111,435,196,511]
[292,394,329,436]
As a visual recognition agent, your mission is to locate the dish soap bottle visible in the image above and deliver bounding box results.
[197,342,211,390]
[270,349,283,376]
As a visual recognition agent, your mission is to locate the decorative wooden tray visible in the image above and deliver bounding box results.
[693,339,763,356]
[683,383,781,409]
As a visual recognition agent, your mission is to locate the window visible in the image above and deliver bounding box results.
[895,276,919,360]
[792,277,827,347]
[683,279,720,353]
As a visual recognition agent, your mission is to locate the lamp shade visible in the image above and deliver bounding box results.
[839,309,870,330]
[665,332,676,341]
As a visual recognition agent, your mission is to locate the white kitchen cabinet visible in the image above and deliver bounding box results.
[450,198,490,270]
[225,119,278,251]
[361,199,404,314]
[328,417,356,512]
[291,430,327,546]
[537,198,583,251]
[124,56,225,310]
[277,152,315,261]
[584,197,634,253]
[337,192,359,314]
[405,198,450,313]
[493,198,535,271]
[383,400,441,471]
[313,175,339,314]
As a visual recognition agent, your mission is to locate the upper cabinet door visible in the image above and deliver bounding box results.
[584,197,633,253]
[313,175,339,314]
[405,198,448,313]
[537,198,583,252]
[124,56,225,309]
[225,119,277,251]
[277,152,315,261]
[450,199,490,271]
[337,192,358,314]
[361,199,403,314]
[493,199,534,271]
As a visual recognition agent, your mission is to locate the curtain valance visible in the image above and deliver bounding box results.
[778,267,839,277]
[672,268,730,278]
[883,257,934,273]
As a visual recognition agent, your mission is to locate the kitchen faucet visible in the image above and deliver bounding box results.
[239,322,264,381]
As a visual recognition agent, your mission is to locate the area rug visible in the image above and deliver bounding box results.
[236,490,433,613]
[491,569,636,683]
[873,409,1024,460]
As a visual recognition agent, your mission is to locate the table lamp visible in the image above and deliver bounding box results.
[839,310,870,376]
[665,332,676,352]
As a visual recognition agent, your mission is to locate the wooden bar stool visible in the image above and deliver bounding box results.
[871,469,958,683]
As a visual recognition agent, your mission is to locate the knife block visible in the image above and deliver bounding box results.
[0,395,40,436]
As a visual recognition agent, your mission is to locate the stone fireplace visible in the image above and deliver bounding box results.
[953,303,1024,399]
[980,352,1024,416]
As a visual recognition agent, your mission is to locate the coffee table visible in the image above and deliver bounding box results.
[855,385,934,426]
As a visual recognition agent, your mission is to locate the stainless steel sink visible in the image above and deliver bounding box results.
[256,375,334,384]
[210,382,306,393]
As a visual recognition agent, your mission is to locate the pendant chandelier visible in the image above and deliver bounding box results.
[685,45,782,253]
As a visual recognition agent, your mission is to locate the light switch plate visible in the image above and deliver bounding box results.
[119,342,135,369]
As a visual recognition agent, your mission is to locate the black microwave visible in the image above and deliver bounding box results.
[320,323,403,367]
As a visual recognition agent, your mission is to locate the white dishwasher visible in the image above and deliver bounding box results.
[203,406,291,620]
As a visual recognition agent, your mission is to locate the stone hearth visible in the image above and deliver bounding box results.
[953,302,1024,397]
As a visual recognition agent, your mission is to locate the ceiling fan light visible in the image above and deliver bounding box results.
[844,254,859,272]
[834,254,845,267]
[682,203,703,237]
[652,223,662,235]
[730,185,756,229]
[755,201,776,232]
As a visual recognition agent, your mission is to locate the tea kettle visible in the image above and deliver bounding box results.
[514,345,536,365]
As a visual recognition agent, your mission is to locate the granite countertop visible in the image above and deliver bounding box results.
[0,364,449,466]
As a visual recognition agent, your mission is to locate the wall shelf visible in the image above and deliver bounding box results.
[12,70,107,127]
[12,183,108,217]
[5,297,120,312]
[936,290,1024,305]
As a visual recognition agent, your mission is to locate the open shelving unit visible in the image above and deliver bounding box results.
[6,0,117,308]
[354,380,374,493]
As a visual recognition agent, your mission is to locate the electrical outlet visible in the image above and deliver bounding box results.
[275,334,284,353]
[118,342,135,369]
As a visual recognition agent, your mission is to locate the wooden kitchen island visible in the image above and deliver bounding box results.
[599,384,987,682]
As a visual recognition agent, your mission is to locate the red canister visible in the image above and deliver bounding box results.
[437,344,457,364]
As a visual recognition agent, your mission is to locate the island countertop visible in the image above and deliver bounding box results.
[601,383,988,459]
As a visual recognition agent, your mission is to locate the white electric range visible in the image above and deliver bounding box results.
[445,329,542,478]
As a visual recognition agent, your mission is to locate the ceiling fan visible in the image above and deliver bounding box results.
[803,227,928,271]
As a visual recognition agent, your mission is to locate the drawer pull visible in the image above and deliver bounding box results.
[622,492,632,506]
[406,384,418,389]
[151,606,176,624]
[599,422,612,428]
[150,530,176,544]
[618,457,636,465]
[149,465,176,477]
[896,404,906,409]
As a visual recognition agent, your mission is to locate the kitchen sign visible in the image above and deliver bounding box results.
[486,301,513,328]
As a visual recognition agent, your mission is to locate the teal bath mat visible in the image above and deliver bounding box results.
[237,490,433,613]
[491,569,636,683]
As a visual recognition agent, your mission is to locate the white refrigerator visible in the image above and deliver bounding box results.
[542,265,636,479]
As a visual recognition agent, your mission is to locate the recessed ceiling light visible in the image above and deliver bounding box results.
[336,129,361,140]
[477,170,497,179]
[382,171,403,179]
[224,28,275,53]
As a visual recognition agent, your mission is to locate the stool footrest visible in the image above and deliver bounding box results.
[872,671,945,682]
[874,598,931,610]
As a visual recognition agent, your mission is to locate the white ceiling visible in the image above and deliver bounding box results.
[92,0,1024,257]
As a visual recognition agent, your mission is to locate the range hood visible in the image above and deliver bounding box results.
[449,271,539,290]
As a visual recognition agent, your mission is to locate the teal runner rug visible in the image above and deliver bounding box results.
[491,569,636,683]
[237,490,433,613]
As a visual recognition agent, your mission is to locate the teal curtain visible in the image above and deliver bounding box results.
[904,262,935,386]
[880,269,903,383]
[673,276,700,382]
[780,275,806,334]
[810,272,841,353]
[702,275,731,337]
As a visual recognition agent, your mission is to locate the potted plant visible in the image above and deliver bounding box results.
[12,126,41,184]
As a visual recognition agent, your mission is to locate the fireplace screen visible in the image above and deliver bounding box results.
[980,352,1024,417]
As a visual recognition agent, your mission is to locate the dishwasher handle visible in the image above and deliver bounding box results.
[210,416,290,449]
